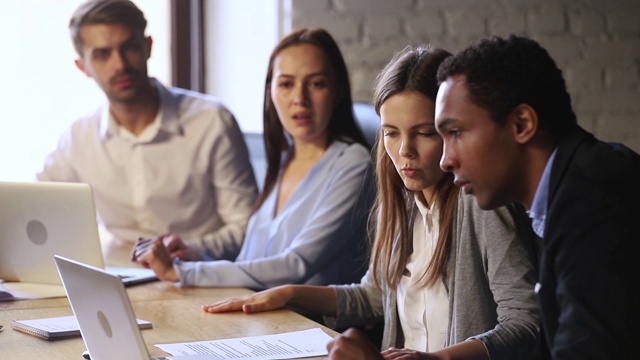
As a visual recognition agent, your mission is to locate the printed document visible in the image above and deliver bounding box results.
[155,328,333,359]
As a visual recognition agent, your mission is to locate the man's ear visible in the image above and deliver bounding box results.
[510,103,539,144]
[146,35,153,60]
[74,58,90,78]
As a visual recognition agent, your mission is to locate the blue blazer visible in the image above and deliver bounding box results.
[537,126,640,359]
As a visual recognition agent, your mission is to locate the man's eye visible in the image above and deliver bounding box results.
[92,50,109,60]
[122,42,141,53]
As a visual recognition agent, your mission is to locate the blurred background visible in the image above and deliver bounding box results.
[1,0,639,181]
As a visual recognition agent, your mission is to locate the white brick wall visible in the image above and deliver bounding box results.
[290,0,640,152]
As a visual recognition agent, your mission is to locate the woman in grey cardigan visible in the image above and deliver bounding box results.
[203,46,541,360]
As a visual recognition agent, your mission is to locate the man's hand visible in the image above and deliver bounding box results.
[327,328,383,360]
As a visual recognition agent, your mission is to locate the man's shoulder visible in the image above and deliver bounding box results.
[166,85,228,111]
[560,129,640,181]
[65,107,103,135]
[551,129,640,216]
[162,85,238,129]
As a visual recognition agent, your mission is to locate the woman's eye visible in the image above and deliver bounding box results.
[310,80,327,89]
[383,131,398,137]
[418,131,437,137]
[278,81,293,89]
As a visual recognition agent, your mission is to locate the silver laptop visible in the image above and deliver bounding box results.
[0,181,104,284]
[54,255,215,360]
[0,181,156,286]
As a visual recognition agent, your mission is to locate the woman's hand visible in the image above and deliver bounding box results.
[131,233,203,262]
[161,233,203,261]
[383,340,489,360]
[202,285,294,314]
[131,236,179,282]
[382,348,435,360]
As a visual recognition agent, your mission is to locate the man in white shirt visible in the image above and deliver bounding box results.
[38,0,257,266]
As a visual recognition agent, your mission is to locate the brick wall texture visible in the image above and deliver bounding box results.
[290,0,640,152]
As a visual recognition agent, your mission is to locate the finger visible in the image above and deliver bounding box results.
[242,299,278,314]
[203,301,242,313]
[163,234,179,249]
[381,350,402,360]
[342,327,364,338]
[381,347,399,355]
[326,338,336,352]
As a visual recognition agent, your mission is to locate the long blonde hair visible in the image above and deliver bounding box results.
[370,46,459,290]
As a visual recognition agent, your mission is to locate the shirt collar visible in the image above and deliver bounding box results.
[414,192,437,218]
[97,78,182,141]
[528,148,558,238]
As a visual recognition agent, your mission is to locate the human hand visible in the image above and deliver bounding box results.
[381,347,435,360]
[162,233,203,261]
[202,285,294,314]
[327,328,383,360]
[130,236,179,282]
[131,233,202,262]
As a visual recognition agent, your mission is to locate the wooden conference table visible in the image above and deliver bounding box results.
[0,280,338,359]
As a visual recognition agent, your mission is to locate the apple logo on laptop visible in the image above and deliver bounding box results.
[97,311,113,338]
[26,220,47,245]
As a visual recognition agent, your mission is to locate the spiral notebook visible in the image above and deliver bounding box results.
[12,315,152,340]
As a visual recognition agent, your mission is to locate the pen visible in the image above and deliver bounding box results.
[131,237,153,261]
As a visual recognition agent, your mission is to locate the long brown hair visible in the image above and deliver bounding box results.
[370,45,460,290]
[253,28,368,212]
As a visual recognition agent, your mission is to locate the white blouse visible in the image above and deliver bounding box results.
[397,195,449,351]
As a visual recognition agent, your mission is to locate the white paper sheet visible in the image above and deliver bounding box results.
[0,281,66,301]
[155,328,333,359]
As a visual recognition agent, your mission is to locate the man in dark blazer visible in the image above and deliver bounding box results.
[435,35,640,359]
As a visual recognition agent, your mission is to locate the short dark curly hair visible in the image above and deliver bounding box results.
[437,35,577,137]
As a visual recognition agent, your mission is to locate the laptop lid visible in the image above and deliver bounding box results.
[55,255,152,360]
[0,181,104,284]
[55,255,215,360]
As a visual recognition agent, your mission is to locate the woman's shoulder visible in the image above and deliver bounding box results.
[455,192,536,252]
[456,192,516,222]
[331,140,371,161]
[455,192,522,239]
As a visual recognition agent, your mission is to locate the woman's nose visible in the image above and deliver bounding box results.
[293,84,309,106]
[399,140,416,158]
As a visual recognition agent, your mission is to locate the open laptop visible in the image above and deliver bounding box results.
[0,181,156,286]
[54,255,214,360]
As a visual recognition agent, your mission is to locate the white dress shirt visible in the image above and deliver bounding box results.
[397,196,449,352]
[37,79,258,261]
